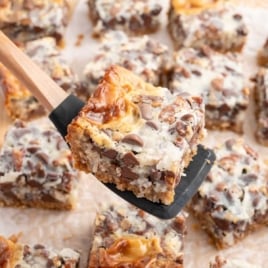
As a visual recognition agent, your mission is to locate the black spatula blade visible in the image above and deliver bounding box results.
[50,95,215,219]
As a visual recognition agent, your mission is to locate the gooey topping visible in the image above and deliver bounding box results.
[102,235,162,266]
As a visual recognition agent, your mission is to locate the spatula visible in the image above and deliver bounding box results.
[0,31,215,219]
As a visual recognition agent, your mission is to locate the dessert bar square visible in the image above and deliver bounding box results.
[82,31,172,100]
[66,65,205,205]
[190,138,268,249]
[169,46,249,133]
[168,1,248,52]
[87,0,164,37]
[209,255,261,268]
[0,235,80,268]
[252,68,268,146]
[0,37,80,121]
[0,0,75,44]
[257,38,268,66]
[0,119,78,210]
[88,204,186,267]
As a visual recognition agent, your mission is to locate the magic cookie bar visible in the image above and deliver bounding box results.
[87,0,164,37]
[0,120,78,210]
[169,46,249,133]
[257,38,268,66]
[252,68,268,146]
[88,205,186,267]
[0,235,80,268]
[168,1,248,52]
[0,37,80,121]
[0,0,75,44]
[66,65,205,205]
[82,31,172,100]
[190,138,268,249]
[209,255,261,268]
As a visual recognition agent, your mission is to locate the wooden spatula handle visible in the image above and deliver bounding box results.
[0,31,68,111]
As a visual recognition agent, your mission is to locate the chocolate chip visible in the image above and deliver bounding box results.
[139,103,153,120]
[225,65,235,72]
[200,46,212,57]
[191,96,203,105]
[146,121,159,130]
[23,245,31,257]
[141,13,152,27]
[121,134,144,147]
[191,70,202,76]
[211,78,224,91]
[181,68,191,78]
[34,244,45,250]
[122,152,139,166]
[121,167,139,180]
[233,14,242,20]
[46,173,59,182]
[129,16,141,31]
[176,121,187,137]
[149,170,162,181]
[27,146,39,153]
[213,217,232,231]
[41,194,59,203]
[181,113,194,123]
[35,152,49,164]
[102,149,118,159]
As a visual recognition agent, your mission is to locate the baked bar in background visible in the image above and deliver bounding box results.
[0,235,80,268]
[82,31,172,100]
[168,0,248,52]
[190,138,268,249]
[66,65,205,205]
[87,0,164,37]
[209,255,261,268]
[88,204,186,267]
[0,37,80,121]
[252,68,268,146]
[257,38,268,66]
[0,119,78,210]
[169,46,249,133]
[0,0,76,44]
